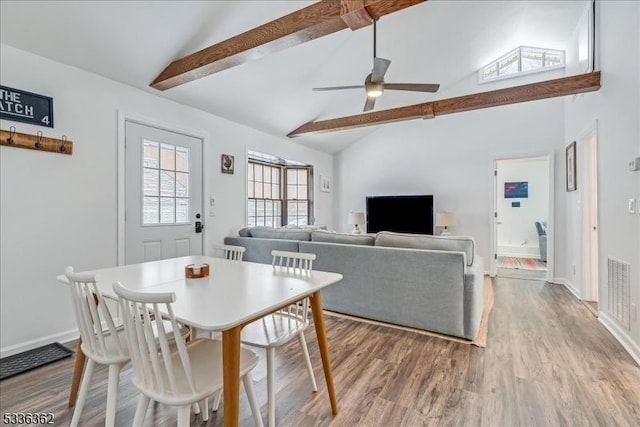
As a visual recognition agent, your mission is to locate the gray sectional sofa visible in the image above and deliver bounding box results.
[225,227,485,340]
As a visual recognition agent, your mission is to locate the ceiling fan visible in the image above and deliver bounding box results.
[312,19,440,112]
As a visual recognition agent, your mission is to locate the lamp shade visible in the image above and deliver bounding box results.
[348,212,365,225]
[435,212,456,227]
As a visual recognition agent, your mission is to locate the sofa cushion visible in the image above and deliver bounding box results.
[248,226,311,241]
[375,231,475,266]
[238,227,251,237]
[311,230,375,246]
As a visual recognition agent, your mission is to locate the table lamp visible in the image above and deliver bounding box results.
[348,211,365,234]
[435,212,456,235]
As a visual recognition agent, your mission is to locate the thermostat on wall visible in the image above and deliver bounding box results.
[630,157,640,171]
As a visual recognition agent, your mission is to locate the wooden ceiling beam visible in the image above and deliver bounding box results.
[287,71,601,137]
[151,0,425,91]
[341,0,374,30]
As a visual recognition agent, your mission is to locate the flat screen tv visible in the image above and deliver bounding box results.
[366,195,434,235]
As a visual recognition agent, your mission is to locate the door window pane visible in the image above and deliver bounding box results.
[176,172,189,197]
[143,169,159,196]
[160,197,175,223]
[142,140,190,225]
[176,198,189,223]
[143,141,159,168]
[160,144,175,170]
[143,197,159,224]
[160,171,175,197]
[175,147,189,172]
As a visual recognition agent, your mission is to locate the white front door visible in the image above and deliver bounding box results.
[125,121,203,264]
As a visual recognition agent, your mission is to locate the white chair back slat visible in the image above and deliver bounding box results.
[270,250,315,320]
[66,267,126,360]
[114,282,198,398]
[212,244,246,261]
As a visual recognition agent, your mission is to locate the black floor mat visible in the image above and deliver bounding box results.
[0,343,74,380]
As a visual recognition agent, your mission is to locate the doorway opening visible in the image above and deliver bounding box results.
[494,156,551,281]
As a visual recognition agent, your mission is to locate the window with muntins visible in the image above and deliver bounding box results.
[142,140,190,225]
[247,153,313,227]
[479,46,565,83]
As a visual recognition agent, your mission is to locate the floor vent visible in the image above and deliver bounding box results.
[607,257,630,330]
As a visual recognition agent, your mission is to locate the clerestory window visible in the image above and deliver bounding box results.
[479,46,565,83]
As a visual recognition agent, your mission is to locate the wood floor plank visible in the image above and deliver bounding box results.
[1,277,639,426]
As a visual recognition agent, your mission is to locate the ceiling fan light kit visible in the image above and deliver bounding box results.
[366,81,383,97]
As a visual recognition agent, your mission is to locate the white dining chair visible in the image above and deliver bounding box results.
[240,250,318,427]
[65,267,130,427]
[112,282,264,427]
[211,244,246,261]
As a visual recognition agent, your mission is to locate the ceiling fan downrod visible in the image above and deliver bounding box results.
[373,19,378,60]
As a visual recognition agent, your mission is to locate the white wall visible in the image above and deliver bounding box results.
[335,99,564,264]
[0,44,334,356]
[562,1,640,363]
[497,157,549,258]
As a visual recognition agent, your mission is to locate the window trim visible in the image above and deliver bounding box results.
[479,46,566,84]
[246,156,314,227]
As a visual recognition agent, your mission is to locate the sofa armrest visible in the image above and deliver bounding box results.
[463,256,484,340]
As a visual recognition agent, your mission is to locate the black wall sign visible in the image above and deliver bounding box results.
[0,86,54,128]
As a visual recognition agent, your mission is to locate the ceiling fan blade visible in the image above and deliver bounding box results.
[363,96,376,112]
[384,83,440,92]
[312,85,364,91]
[371,57,391,82]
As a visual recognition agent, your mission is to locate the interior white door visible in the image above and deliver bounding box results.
[125,121,203,264]
[581,130,599,302]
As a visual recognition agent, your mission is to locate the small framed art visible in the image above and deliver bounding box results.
[566,141,576,191]
[320,175,332,193]
[221,154,234,174]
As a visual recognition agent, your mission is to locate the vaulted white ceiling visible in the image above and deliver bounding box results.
[0,1,588,153]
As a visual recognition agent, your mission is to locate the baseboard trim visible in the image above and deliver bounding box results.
[599,312,640,367]
[553,277,581,299]
[0,328,79,359]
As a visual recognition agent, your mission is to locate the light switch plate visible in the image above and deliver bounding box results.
[629,198,637,214]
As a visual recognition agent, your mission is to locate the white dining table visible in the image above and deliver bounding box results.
[56,255,343,427]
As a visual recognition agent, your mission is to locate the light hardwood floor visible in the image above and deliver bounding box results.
[1,276,639,426]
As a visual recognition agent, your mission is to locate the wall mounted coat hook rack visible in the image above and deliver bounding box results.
[0,128,73,155]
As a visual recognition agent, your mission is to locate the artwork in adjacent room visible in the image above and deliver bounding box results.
[320,175,331,193]
[566,141,577,191]
[504,181,529,198]
[221,154,234,174]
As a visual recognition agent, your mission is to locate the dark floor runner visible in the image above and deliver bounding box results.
[0,343,73,380]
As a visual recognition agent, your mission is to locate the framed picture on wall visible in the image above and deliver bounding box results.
[566,141,577,191]
[221,154,234,174]
[320,175,332,193]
